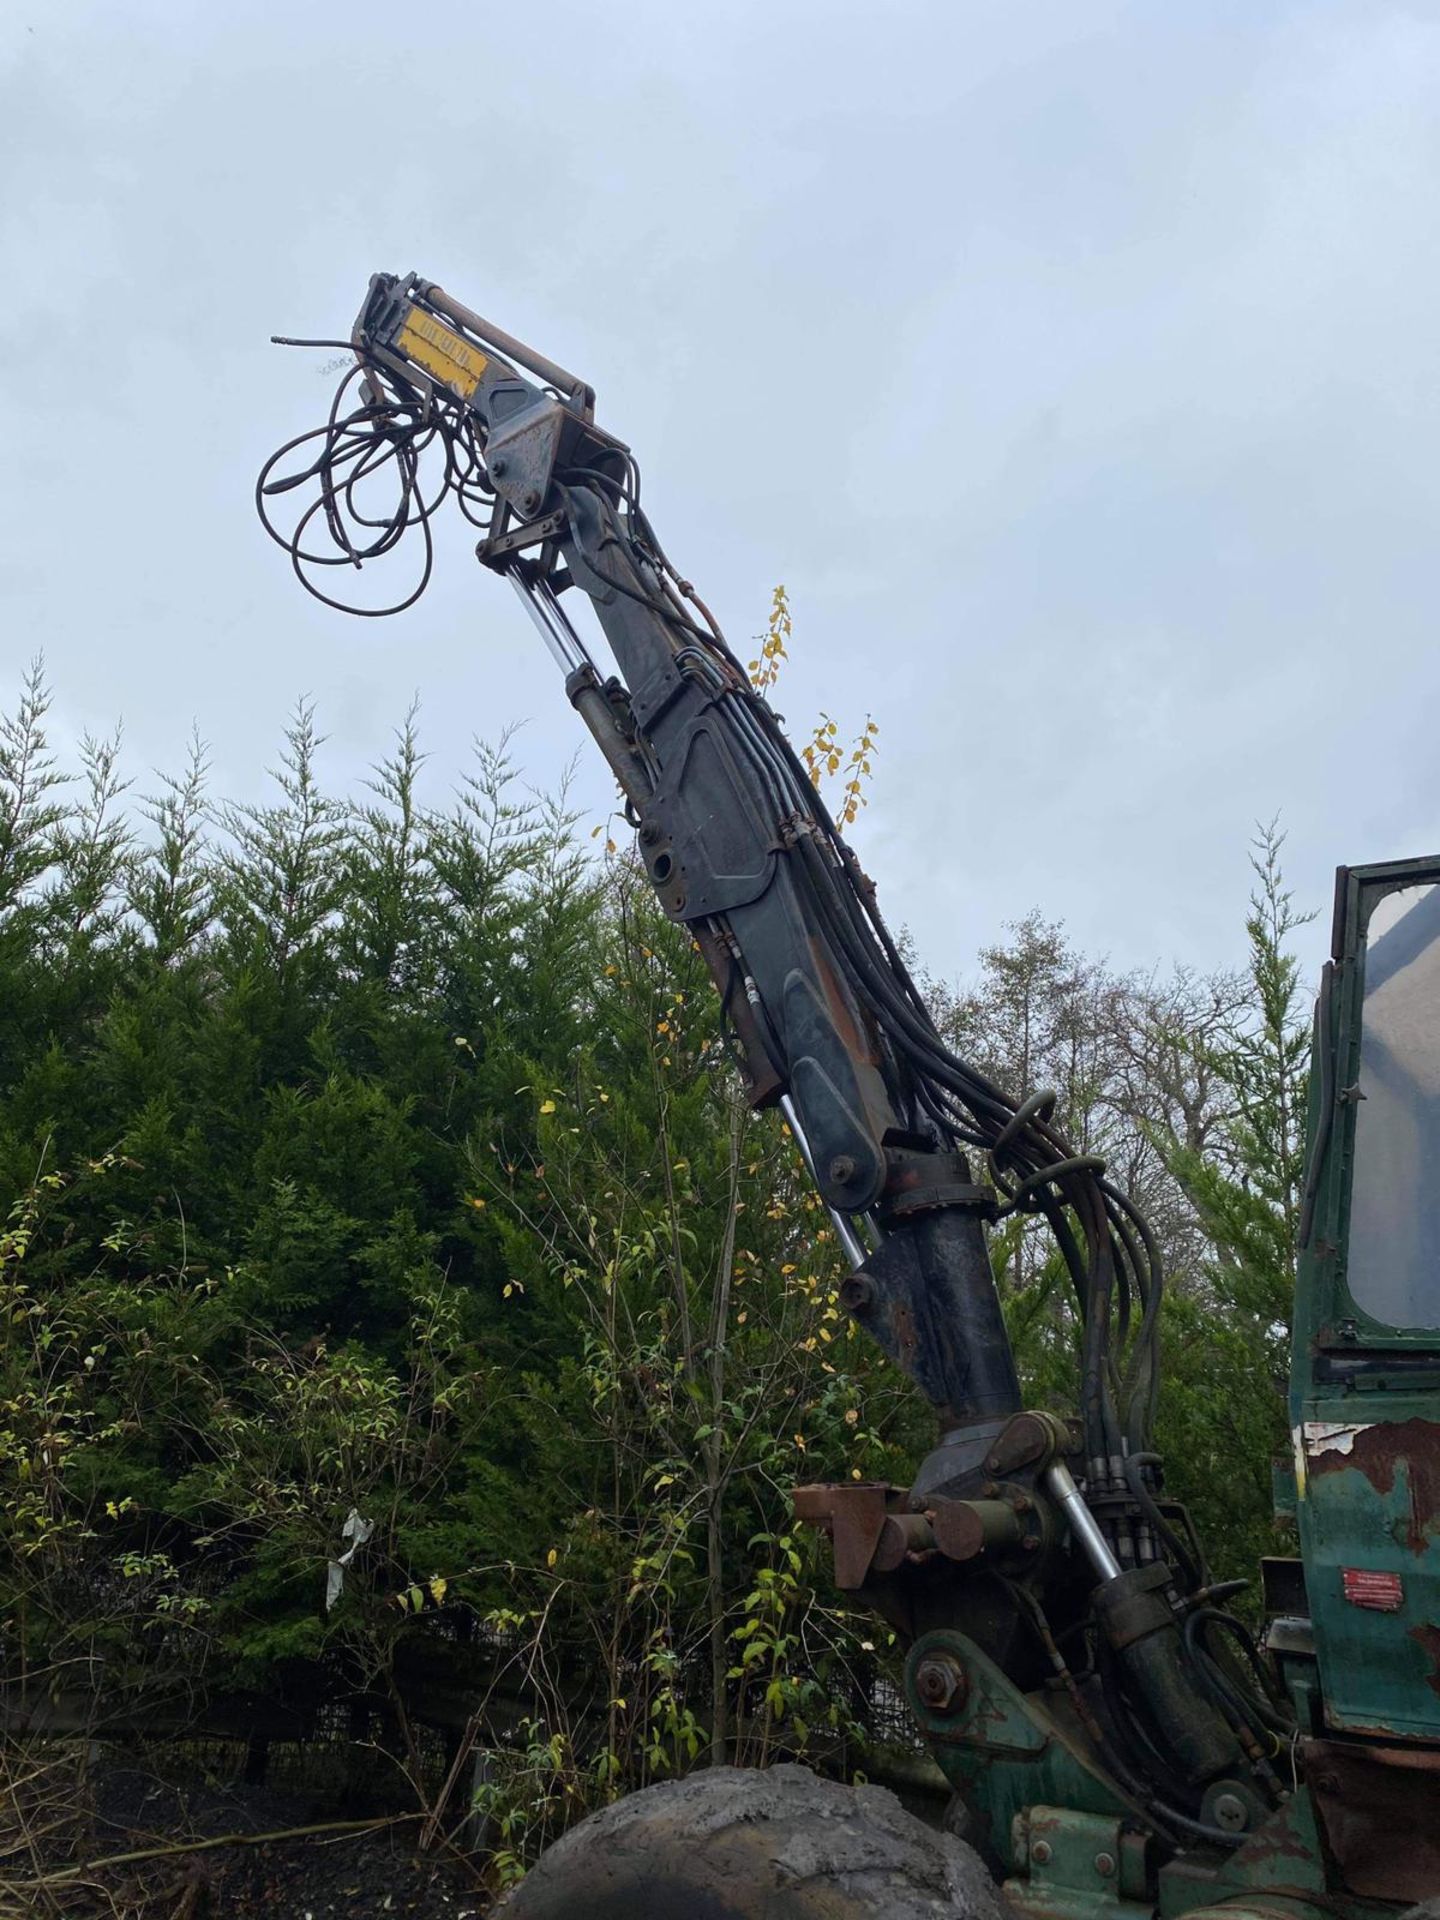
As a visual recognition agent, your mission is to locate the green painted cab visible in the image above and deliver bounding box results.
[1291,857,1440,1745]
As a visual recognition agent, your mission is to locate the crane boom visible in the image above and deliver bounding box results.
[257,272,1313,1885]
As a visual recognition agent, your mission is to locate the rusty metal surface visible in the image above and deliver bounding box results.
[913,1652,967,1716]
[873,1513,936,1573]
[1304,1735,1440,1903]
[888,1298,922,1380]
[1309,1415,1440,1554]
[1299,1409,1440,1739]
[796,1481,1041,1590]
[792,1483,895,1590]
[1411,1619,1440,1698]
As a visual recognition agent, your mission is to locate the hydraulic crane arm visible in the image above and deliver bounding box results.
[384,274,1146,1440]
[299,271,1046,1444]
[258,273,1288,1861]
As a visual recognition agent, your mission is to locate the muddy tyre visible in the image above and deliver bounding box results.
[497,1762,1006,1919]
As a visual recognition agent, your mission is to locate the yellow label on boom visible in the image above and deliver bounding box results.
[395,306,489,401]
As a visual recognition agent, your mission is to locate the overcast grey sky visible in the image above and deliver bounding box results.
[2,0,1437,989]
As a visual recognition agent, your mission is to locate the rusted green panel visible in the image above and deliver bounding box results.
[905,1630,1134,1875]
[1296,1402,1440,1736]
[1158,1792,1327,1915]
[1004,1805,1152,1920]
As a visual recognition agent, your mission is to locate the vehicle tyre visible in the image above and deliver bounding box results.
[497,1761,1008,1919]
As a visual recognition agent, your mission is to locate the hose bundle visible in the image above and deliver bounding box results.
[256,346,499,615]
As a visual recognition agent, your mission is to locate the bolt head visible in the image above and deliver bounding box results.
[1212,1792,1249,1833]
[1031,1840,1052,1866]
[913,1653,967,1716]
[839,1274,875,1313]
[522,488,541,513]
[490,456,508,477]
[1094,1851,1116,1878]
[828,1153,857,1184]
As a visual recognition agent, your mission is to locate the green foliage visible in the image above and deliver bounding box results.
[932,829,1313,1588]
[0,664,903,1861]
[0,657,1316,1868]
[1149,821,1314,1585]
[1164,821,1314,1344]
[461,866,912,1817]
[0,674,610,1732]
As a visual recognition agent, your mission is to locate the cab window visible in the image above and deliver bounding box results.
[1346,882,1440,1330]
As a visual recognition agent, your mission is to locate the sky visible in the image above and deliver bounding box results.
[2,0,1438,992]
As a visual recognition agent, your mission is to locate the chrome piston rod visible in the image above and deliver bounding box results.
[507,569,595,677]
[779,1093,869,1268]
[1045,1458,1122,1582]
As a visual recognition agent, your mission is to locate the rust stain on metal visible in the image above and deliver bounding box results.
[806,938,878,1064]
[792,1482,894,1590]
[888,1299,920,1373]
[872,1512,935,1572]
[1304,1735,1440,1903]
[1308,1416,1440,1554]
[1409,1621,1440,1699]
[1236,1816,1315,1870]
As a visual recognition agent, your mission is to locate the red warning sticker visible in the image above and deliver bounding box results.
[1341,1567,1404,1612]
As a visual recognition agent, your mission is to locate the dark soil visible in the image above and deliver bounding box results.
[18,1760,488,1918]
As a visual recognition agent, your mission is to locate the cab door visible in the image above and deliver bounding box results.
[1293,859,1440,1741]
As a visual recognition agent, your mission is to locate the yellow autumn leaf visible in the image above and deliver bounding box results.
[467,1195,486,1210]
[539,1099,556,1114]
[546,1547,558,1568]
[429,1575,447,1606]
